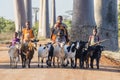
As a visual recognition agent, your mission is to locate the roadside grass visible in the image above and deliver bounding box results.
[0,32,14,44]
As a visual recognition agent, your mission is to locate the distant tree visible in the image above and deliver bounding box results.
[32,22,39,38]
[65,10,73,16]
[63,19,72,33]
[0,17,15,33]
[62,10,73,33]
[0,17,6,33]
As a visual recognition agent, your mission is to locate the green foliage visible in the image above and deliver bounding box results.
[62,11,72,33]
[63,19,72,32]
[0,17,15,33]
[32,21,39,38]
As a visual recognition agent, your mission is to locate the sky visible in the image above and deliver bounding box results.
[0,0,73,21]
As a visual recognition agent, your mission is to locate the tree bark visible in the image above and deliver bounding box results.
[94,0,118,51]
[42,0,50,38]
[13,0,26,32]
[24,0,32,28]
[51,0,56,28]
[38,0,43,38]
[71,0,96,41]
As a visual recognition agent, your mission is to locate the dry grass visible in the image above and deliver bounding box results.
[0,32,14,41]
[102,51,120,62]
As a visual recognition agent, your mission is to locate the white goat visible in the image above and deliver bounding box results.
[63,42,79,68]
[38,44,49,68]
[52,42,65,67]
[8,42,20,68]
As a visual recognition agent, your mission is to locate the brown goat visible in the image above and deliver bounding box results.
[20,41,36,68]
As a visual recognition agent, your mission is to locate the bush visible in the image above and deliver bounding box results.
[32,22,39,38]
[0,17,15,33]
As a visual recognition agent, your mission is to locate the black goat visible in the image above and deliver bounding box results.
[89,45,104,69]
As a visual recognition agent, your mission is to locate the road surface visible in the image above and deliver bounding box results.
[0,43,120,80]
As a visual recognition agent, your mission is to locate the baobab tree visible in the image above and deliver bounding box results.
[13,0,26,32]
[38,0,49,38]
[94,0,118,51]
[50,0,56,28]
[38,0,43,38]
[71,0,96,41]
[24,0,32,28]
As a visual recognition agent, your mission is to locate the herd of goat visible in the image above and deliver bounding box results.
[8,40,104,69]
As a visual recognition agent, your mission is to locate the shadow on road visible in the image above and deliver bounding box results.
[0,63,119,73]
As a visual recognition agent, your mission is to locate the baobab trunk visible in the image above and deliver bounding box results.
[51,0,56,28]
[42,0,50,38]
[13,0,26,32]
[71,0,96,41]
[94,0,118,51]
[24,0,32,28]
[33,8,39,23]
[38,0,43,38]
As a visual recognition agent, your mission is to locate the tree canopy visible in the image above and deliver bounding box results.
[0,17,15,33]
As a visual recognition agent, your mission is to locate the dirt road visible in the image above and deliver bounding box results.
[0,45,120,80]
